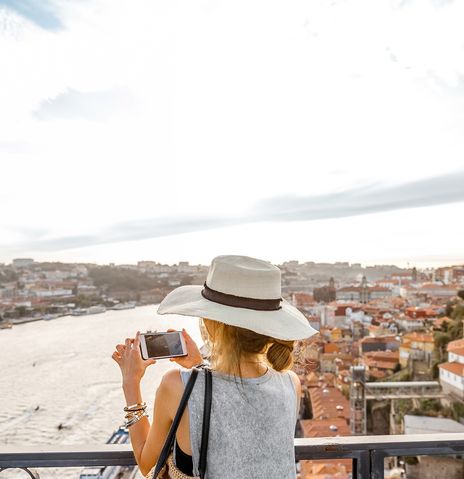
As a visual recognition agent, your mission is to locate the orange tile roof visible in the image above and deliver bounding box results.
[449,348,464,357]
[308,387,350,421]
[364,350,399,361]
[300,459,352,478]
[359,335,399,344]
[439,362,464,377]
[300,459,353,479]
[324,343,341,354]
[434,316,452,324]
[448,339,464,352]
[364,358,397,370]
[300,418,351,438]
[403,332,434,343]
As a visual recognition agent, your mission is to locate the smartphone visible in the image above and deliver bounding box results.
[139,331,187,360]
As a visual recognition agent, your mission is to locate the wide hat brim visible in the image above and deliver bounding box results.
[157,285,319,341]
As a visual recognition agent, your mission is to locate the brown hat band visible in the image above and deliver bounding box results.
[201,282,282,311]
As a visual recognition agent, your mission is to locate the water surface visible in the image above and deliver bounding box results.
[0,305,200,478]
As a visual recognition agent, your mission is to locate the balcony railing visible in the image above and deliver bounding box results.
[1,433,464,479]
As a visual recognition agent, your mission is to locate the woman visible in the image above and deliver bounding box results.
[112,255,318,478]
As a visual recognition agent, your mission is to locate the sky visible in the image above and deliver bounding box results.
[1,0,464,268]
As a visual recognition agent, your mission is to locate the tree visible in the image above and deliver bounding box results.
[451,303,464,322]
[449,319,463,340]
[434,331,451,361]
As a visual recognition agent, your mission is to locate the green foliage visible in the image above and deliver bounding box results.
[431,360,441,379]
[74,295,101,308]
[451,303,464,322]
[410,399,451,419]
[434,309,464,359]
[395,398,413,421]
[88,266,159,292]
[0,268,18,284]
[385,369,411,382]
[446,302,454,317]
[32,262,77,271]
[449,318,463,339]
[434,331,451,359]
[452,402,464,422]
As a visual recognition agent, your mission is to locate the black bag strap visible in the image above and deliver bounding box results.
[152,367,199,478]
[198,367,212,479]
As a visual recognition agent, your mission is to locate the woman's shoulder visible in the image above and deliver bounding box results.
[283,369,301,395]
[160,367,184,386]
[157,368,185,418]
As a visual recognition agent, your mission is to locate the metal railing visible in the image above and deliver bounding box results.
[1,433,464,479]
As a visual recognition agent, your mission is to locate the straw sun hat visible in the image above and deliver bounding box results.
[157,255,319,341]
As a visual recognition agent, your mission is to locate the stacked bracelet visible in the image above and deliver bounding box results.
[122,402,148,428]
[124,401,147,412]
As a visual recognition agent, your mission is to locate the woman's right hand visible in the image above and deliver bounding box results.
[168,328,204,368]
[112,331,156,386]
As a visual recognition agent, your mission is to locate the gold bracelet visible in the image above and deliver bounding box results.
[124,410,148,428]
[124,401,146,412]
[125,409,146,420]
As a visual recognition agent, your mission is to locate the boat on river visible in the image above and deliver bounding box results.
[87,305,107,315]
[71,305,107,316]
[111,301,137,310]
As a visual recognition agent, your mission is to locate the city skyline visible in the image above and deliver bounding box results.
[2,252,463,271]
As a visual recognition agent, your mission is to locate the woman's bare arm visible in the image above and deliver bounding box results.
[113,329,202,476]
[122,370,183,476]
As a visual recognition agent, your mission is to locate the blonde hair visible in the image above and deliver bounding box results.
[201,318,295,377]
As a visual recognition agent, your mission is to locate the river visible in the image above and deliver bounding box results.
[0,305,201,478]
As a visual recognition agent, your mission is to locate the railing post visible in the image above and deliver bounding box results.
[353,450,370,479]
[370,450,386,479]
[0,468,40,479]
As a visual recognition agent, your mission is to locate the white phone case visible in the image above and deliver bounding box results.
[139,331,187,360]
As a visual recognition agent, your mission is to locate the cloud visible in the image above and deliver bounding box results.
[33,87,140,121]
[250,170,464,222]
[0,0,63,30]
[3,171,464,254]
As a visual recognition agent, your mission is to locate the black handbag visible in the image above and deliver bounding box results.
[145,367,212,479]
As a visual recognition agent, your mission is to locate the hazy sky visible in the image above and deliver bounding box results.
[1,0,464,268]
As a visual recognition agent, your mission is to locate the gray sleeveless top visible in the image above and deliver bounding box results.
[177,367,298,479]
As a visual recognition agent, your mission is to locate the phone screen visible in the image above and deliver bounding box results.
[143,332,184,358]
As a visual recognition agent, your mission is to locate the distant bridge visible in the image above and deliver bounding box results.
[365,381,445,400]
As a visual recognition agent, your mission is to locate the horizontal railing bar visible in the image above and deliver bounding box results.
[1,434,464,468]
[294,433,464,448]
[366,395,446,400]
[365,381,440,388]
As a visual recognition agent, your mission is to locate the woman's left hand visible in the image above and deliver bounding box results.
[112,331,156,386]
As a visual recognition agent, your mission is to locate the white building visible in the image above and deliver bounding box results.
[439,339,464,400]
[404,415,464,434]
[34,288,73,298]
[396,316,425,332]
[12,258,34,268]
